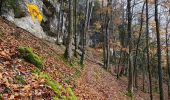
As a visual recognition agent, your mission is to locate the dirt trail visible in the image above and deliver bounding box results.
[75,57,128,100]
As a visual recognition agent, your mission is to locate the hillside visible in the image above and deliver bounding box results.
[0,17,128,100]
[0,17,167,100]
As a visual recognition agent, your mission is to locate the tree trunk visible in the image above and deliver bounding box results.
[165,17,170,99]
[146,0,153,99]
[103,0,111,70]
[133,2,145,88]
[74,0,78,57]
[87,1,94,29]
[80,0,89,65]
[127,0,133,95]
[117,49,123,79]
[64,0,74,62]
[155,0,164,99]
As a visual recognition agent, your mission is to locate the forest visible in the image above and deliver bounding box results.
[0,0,170,100]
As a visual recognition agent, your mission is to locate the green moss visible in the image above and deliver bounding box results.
[18,47,43,70]
[32,69,77,100]
[67,87,77,100]
[125,91,134,100]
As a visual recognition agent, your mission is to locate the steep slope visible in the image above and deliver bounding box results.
[0,17,77,99]
[0,17,164,100]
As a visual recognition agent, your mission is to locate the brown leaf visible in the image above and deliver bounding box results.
[22,85,31,91]
[9,95,15,100]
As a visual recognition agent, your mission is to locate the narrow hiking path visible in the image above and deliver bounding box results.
[75,55,128,100]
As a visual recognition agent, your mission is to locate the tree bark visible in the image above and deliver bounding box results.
[64,0,74,62]
[146,0,153,99]
[127,0,133,95]
[74,0,78,57]
[80,0,89,65]
[155,0,164,99]
[165,16,170,99]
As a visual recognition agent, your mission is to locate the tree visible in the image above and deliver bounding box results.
[133,1,145,88]
[80,0,90,65]
[127,0,133,95]
[155,0,164,99]
[165,14,170,99]
[146,0,153,99]
[74,0,78,57]
[64,0,74,62]
[103,0,111,70]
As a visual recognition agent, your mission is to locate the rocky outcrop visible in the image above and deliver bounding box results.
[1,0,64,42]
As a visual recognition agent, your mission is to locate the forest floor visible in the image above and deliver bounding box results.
[0,17,168,100]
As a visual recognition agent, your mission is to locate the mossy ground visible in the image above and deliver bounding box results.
[18,47,43,70]
[32,69,77,100]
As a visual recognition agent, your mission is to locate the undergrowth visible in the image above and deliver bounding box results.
[32,69,77,100]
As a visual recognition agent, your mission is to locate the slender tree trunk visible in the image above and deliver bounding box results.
[87,1,94,29]
[103,0,111,70]
[155,0,164,99]
[165,18,170,99]
[117,49,123,79]
[127,0,133,95]
[101,0,107,69]
[74,0,78,57]
[80,0,89,65]
[106,0,112,70]
[146,0,152,99]
[64,0,74,62]
[133,2,145,88]
[106,17,110,70]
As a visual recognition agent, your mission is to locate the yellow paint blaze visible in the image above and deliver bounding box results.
[26,3,43,23]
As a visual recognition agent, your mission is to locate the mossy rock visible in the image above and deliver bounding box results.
[18,47,43,70]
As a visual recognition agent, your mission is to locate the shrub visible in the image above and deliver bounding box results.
[18,47,43,70]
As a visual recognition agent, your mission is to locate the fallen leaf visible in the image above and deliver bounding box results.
[22,85,31,91]
[9,95,15,100]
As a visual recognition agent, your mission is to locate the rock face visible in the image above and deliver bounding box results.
[1,0,63,42]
